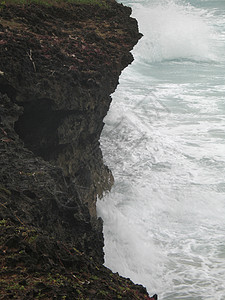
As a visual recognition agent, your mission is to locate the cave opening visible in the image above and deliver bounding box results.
[14,98,66,161]
[0,83,17,100]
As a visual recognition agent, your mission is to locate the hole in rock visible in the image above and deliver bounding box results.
[0,83,17,100]
[14,98,66,161]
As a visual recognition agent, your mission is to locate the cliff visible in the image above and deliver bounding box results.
[0,1,155,299]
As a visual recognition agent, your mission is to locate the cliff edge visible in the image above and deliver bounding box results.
[0,1,154,299]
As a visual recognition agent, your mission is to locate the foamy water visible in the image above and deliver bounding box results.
[97,0,225,298]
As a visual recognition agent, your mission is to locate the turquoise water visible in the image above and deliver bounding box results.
[97,0,225,298]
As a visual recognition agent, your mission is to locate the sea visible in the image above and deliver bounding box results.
[97,0,225,299]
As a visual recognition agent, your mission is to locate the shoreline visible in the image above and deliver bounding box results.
[0,1,156,298]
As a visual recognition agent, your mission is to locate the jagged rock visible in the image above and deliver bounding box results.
[0,1,154,299]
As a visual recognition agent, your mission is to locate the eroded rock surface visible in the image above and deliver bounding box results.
[0,2,154,299]
[0,1,141,217]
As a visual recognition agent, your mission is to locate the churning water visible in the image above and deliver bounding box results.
[97,0,225,299]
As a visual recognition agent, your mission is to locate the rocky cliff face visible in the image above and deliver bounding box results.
[0,0,141,218]
[0,1,155,299]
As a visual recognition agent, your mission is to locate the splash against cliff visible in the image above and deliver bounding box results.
[0,1,157,299]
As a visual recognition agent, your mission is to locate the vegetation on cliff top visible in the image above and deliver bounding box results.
[0,0,109,7]
[0,218,153,299]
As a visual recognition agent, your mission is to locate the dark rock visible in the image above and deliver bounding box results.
[0,1,154,299]
[5,235,20,248]
[19,279,27,286]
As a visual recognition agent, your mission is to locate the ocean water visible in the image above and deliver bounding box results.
[97,0,225,299]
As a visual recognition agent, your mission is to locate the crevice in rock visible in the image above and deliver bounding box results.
[0,82,17,101]
[14,98,67,161]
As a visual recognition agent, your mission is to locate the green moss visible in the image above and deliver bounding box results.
[1,0,110,8]
[28,234,38,244]
[90,275,99,280]
[18,226,26,231]
[36,291,46,299]
[0,219,7,226]
[97,290,109,297]
[46,273,70,287]
[0,266,8,272]
[6,283,25,291]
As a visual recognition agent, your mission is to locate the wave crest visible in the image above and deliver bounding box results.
[133,0,217,63]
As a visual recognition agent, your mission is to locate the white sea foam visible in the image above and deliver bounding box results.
[132,0,217,63]
[97,0,225,298]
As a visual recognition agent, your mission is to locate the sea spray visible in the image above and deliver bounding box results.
[132,0,217,63]
[97,0,225,298]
